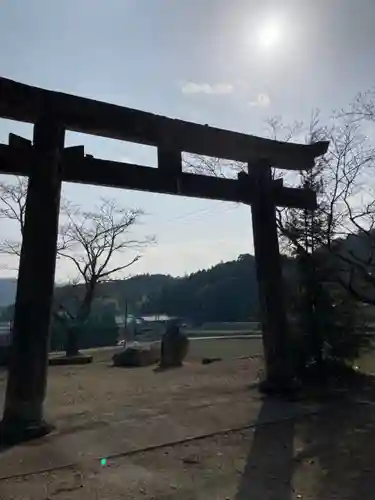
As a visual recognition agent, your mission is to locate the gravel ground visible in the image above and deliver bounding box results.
[1,401,375,500]
[1,340,375,499]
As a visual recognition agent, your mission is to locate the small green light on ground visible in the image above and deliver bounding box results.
[100,458,107,466]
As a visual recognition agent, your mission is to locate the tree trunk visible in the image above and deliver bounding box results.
[64,283,95,357]
[65,325,80,357]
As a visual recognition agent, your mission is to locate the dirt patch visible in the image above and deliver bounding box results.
[1,402,375,499]
[1,349,375,499]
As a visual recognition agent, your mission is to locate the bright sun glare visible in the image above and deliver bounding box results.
[257,20,283,49]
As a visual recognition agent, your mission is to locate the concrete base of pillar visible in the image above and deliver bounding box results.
[48,354,93,366]
[0,417,54,447]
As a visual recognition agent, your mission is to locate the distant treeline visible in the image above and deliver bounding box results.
[1,254,262,326]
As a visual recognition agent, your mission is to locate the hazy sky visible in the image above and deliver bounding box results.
[0,0,375,281]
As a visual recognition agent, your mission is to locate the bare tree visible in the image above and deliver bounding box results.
[344,88,375,123]
[330,92,375,303]
[0,176,67,258]
[58,199,154,356]
[185,110,375,305]
[0,177,27,258]
[0,177,154,355]
[276,113,373,249]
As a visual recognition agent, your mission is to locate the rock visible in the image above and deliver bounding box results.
[112,343,160,367]
[160,322,189,368]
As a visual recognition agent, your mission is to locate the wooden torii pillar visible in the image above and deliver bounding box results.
[246,161,294,392]
[0,117,65,444]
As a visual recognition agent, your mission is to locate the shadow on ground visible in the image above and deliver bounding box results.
[236,399,295,500]
[294,376,375,500]
[236,374,375,500]
[0,443,13,455]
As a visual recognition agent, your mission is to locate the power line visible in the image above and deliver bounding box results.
[157,203,243,232]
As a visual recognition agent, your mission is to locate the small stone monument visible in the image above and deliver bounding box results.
[160,319,189,368]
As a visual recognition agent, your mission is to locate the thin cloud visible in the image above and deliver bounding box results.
[248,93,271,108]
[181,82,234,95]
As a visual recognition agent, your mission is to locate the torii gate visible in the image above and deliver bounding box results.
[0,77,328,444]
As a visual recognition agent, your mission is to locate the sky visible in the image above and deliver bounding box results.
[0,0,375,281]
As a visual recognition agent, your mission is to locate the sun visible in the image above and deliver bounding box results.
[257,20,283,49]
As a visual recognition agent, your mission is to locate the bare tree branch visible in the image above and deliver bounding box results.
[186,106,375,305]
[0,180,155,356]
[0,176,28,235]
